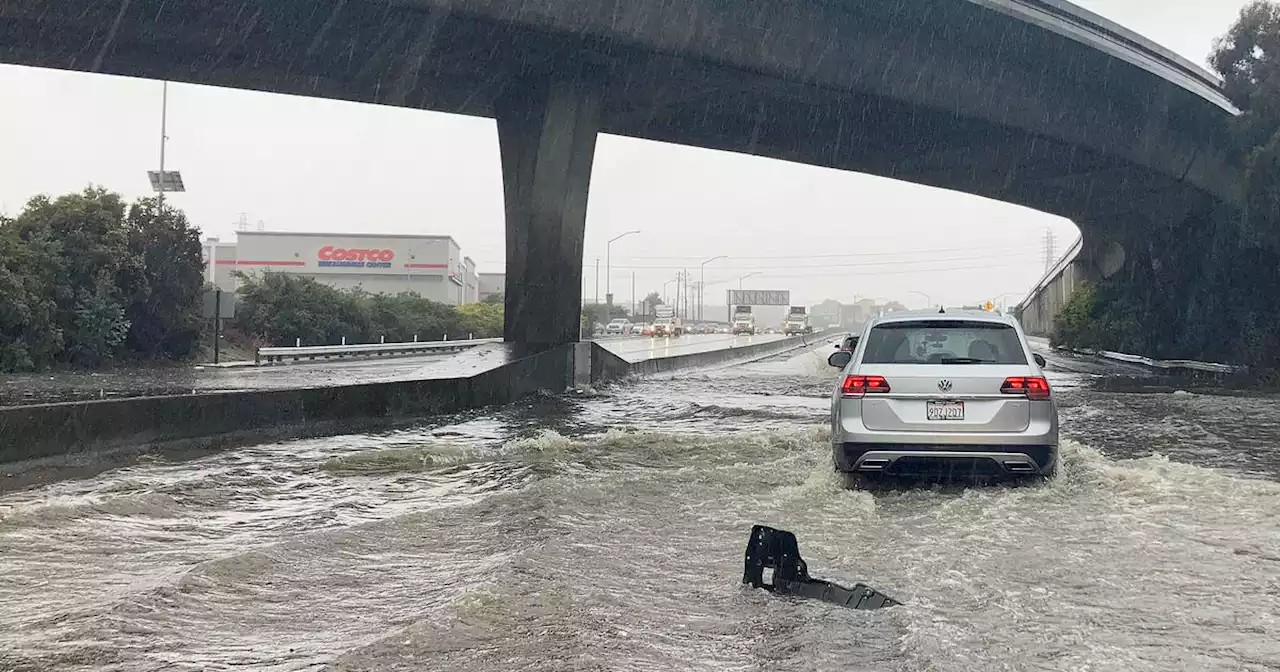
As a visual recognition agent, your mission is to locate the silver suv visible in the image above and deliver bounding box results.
[827,310,1058,486]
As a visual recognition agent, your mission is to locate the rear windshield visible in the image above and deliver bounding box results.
[861,320,1027,365]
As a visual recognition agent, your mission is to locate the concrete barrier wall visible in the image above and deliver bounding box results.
[1016,237,1085,337]
[0,333,831,467]
[591,332,834,383]
[0,345,571,464]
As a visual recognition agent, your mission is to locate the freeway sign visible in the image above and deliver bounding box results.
[727,289,790,306]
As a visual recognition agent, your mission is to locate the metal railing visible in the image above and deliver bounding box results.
[256,337,502,364]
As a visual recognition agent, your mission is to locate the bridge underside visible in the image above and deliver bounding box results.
[0,0,1238,347]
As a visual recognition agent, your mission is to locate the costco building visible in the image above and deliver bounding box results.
[202,231,483,305]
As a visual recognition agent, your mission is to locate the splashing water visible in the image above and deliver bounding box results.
[1,345,1278,671]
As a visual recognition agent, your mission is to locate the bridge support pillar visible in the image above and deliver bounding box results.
[495,74,601,350]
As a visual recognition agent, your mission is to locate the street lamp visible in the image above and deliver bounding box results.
[146,81,185,206]
[606,230,641,312]
[906,290,932,309]
[727,272,762,325]
[699,255,727,322]
[995,292,1024,311]
[662,278,677,306]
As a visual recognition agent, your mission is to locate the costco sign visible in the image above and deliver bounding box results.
[317,245,395,269]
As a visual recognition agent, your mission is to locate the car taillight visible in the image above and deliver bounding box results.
[841,375,890,397]
[1001,376,1050,399]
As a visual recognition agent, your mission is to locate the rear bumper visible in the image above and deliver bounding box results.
[833,442,1057,476]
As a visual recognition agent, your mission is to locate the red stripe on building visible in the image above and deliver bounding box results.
[228,260,307,266]
[404,263,448,269]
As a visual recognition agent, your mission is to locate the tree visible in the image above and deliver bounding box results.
[67,292,130,366]
[481,293,504,305]
[1212,1,1280,250]
[232,274,491,346]
[11,188,131,363]
[233,273,368,345]
[120,197,205,358]
[455,302,503,338]
[0,223,63,371]
[1212,1,1280,149]
[641,291,662,317]
[0,187,212,370]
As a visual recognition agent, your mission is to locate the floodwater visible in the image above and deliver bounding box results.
[2,342,1279,671]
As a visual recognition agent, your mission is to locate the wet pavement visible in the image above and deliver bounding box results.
[0,335,782,407]
[1,339,1278,671]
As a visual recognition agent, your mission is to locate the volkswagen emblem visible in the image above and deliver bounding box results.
[937,379,953,393]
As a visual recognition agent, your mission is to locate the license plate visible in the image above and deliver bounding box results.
[926,400,965,421]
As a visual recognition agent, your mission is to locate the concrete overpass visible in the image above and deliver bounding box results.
[0,0,1241,348]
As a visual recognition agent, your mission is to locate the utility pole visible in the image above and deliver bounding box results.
[594,258,600,306]
[683,269,690,320]
[631,271,636,318]
[674,271,682,318]
[1042,228,1057,271]
[158,82,168,208]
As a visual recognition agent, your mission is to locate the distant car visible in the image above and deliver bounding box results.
[827,310,1058,487]
[651,318,684,337]
[641,324,654,336]
[836,334,859,352]
[605,318,632,335]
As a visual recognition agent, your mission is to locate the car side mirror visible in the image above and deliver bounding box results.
[834,343,841,349]
[1033,353,1046,367]
[828,351,852,368]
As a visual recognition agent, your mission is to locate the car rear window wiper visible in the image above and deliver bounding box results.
[940,357,992,364]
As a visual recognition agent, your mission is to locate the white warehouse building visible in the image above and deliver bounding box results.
[202,230,484,305]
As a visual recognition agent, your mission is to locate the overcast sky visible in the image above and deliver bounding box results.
[0,0,1250,309]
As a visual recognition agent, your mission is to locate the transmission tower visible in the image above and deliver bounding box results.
[1042,229,1057,271]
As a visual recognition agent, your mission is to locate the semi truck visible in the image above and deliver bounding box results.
[783,306,812,336]
[732,306,756,335]
[651,305,684,337]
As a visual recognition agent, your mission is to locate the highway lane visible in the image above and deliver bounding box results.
[3,343,1278,671]
[595,332,793,362]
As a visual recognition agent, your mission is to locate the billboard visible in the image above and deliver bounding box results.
[727,289,790,306]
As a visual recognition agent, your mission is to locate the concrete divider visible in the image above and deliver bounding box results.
[0,331,836,468]
[591,331,836,383]
[0,344,572,465]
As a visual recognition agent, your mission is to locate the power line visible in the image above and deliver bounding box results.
[593,251,1043,271]
[616,243,1043,261]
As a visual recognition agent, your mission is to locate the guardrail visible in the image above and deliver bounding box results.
[1070,347,1242,374]
[256,338,501,364]
[1027,335,1242,374]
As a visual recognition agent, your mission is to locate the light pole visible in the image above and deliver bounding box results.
[663,278,677,306]
[606,230,641,312]
[995,292,1024,311]
[906,290,932,309]
[699,255,727,322]
[730,272,761,324]
[146,81,185,206]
